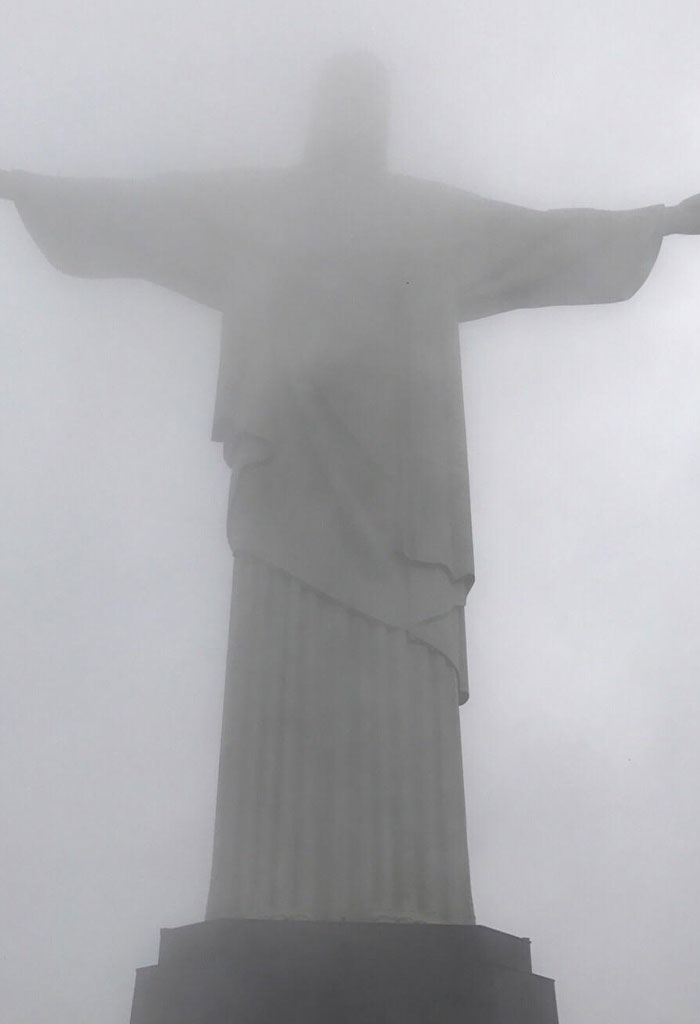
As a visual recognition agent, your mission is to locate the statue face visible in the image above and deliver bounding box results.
[306,52,390,171]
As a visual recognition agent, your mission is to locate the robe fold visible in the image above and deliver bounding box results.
[13,167,665,923]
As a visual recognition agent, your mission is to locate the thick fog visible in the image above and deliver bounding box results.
[2,2,700,1022]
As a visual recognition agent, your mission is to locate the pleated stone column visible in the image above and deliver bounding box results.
[205,552,475,925]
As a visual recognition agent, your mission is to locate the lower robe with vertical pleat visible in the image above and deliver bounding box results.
[206,553,475,925]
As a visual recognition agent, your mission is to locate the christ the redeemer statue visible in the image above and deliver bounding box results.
[3,52,698,929]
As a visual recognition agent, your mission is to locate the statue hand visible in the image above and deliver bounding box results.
[664,194,700,235]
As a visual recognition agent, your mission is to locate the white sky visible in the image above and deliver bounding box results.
[1,2,699,1022]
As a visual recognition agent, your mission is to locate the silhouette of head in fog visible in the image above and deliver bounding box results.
[304,52,390,173]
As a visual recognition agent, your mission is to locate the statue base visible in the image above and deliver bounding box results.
[130,918,558,1023]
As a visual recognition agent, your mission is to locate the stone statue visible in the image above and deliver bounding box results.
[3,52,698,931]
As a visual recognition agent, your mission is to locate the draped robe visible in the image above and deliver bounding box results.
[13,166,664,924]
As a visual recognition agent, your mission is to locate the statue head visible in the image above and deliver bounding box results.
[305,51,390,172]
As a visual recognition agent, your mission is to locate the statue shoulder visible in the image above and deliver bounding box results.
[388,173,495,240]
[144,165,295,234]
[391,172,491,212]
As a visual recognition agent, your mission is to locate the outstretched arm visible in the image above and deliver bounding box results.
[452,190,700,323]
[1,167,236,309]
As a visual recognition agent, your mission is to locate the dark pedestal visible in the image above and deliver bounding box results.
[130,918,558,1023]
